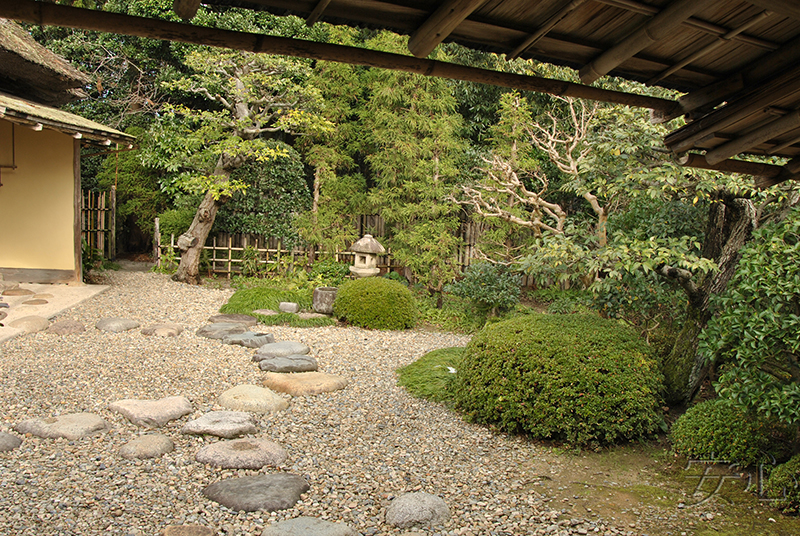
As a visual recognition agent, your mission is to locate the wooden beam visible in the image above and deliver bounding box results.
[678,153,800,189]
[0,0,677,113]
[507,0,587,61]
[704,110,800,165]
[758,157,800,189]
[579,0,718,85]
[173,0,200,21]
[747,0,800,22]
[408,0,486,58]
[306,0,332,27]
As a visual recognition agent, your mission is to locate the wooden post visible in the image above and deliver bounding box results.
[154,217,161,266]
[227,234,232,279]
[110,184,116,260]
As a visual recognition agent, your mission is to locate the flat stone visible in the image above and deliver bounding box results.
[163,525,215,536]
[252,309,279,316]
[34,293,54,299]
[141,323,184,337]
[278,302,300,314]
[196,438,288,469]
[385,492,450,529]
[223,331,276,348]
[196,322,248,339]
[255,341,310,359]
[181,411,256,438]
[202,474,309,512]
[8,315,50,333]
[258,355,318,373]
[22,299,48,305]
[261,517,358,536]
[96,317,140,333]
[14,413,108,440]
[0,431,23,452]
[119,433,174,459]
[297,312,328,320]
[2,288,34,296]
[218,385,288,413]
[108,396,192,427]
[263,372,348,397]
[46,319,86,335]
[208,313,258,326]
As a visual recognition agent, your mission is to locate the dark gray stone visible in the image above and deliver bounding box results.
[261,517,358,536]
[46,320,86,335]
[196,322,248,340]
[181,411,257,438]
[0,431,22,452]
[96,317,141,333]
[255,341,310,359]
[385,492,450,528]
[258,355,318,373]
[312,287,338,315]
[202,474,309,512]
[195,438,288,469]
[108,396,192,427]
[14,413,109,440]
[119,433,174,459]
[278,302,300,314]
[223,331,275,348]
[208,314,258,326]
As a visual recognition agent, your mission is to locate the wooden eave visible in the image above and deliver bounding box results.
[2,0,800,186]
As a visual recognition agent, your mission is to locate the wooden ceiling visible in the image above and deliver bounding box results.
[2,0,800,186]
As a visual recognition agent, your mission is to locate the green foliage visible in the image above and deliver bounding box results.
[453,313,664,446]
[308,259,351,288]
[221,286,312,313]
[157,207,196,237]
[702,207,800,425]
[383,271,408,286]
[333,277,418,330]
[445,262,521,316]
[765,454,800,514]
[397,347,465,405]
[670,399,793,466]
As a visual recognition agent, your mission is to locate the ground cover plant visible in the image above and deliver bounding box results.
[220,284,335,327]
[334,277,417,330]
[397,347,464,405]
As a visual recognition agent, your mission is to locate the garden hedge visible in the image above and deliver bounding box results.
[333,277,417,330]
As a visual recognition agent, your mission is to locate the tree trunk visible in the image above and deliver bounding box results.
[661,192,756,405]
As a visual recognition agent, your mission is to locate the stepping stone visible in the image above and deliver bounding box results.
[182,411,256,438]
[96,317,140,333]
[202,474,309,512]
[196,323,248,340]
[263,372,348,397]
[223,331,275,348]
[297,312,328,320]
[261,517,358,536]
[195,438,288,469]
[164,526,214,536]
[208,313,258,326]
[252,309,279,316]
[2,288,34,296]
[141,323,184,337]
[258,355,318,373]
[34,293,54,299]
[8,316,50,333]
[254,341,310,359]
[218,385,288,413]
[119,433,174,459]
[385,492,450,529]
[46,320,86,335]
[108,396,192,427]
[14,413,108,440]
[279,302,300,314]
[23,299,48,306]
[0,431,23,452]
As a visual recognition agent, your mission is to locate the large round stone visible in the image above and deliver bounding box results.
[261,517,358,536]
[258,355,318,373]
[196,323,248,340]
[96,317,140,333]
[262,372,348,397]
[14,413,109,440]
[46,319,86,335]
[218,385,288,413]
[195,438,287,469]
[108,396,192,427]
[385,492,450,528]
[181,411,257,438]
[8,315,50,333]
[254,341,310,359]
[119,433,174,459]
[202,474,309,512]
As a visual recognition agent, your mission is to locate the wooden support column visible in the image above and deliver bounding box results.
[579,0,718,85]
[408,0,486,58]
[704,110,800,165]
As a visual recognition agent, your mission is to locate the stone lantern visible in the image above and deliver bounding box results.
[348,234,385,278]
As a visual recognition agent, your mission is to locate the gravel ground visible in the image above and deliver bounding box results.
[0,271,633,536]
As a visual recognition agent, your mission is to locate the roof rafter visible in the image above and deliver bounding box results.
[408,0,486,58]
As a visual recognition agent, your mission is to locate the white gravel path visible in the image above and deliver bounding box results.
[0,271,626,536]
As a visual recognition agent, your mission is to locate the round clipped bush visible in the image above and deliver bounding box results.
[453,313,663,446]
[334,277,417,330]
[765,454,800,514]
[670,399,792,466]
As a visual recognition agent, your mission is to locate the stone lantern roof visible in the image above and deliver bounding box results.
[349,234,386,255]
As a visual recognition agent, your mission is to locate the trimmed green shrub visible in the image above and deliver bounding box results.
[670,399,792,466]
[453,313,663,446]
[397,347,464,404]
[766,454,800,514]
[445,262,521,316]
[157,207,196,237]
[334,277,417,330]
[309,260,351,288]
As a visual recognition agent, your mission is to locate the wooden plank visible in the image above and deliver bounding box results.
[408,0,487,58]
[0,268,78,284]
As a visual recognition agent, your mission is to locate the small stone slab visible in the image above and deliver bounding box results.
[258,355,318,373]
[108,396,192,427]
[218,385,288,413]
[96,317,140,333]
[46,320,86,335]
[202,474,309,512]
[196,438,288,469]
[196,323,248,340]
[223,331,275,348]
[163,525,214,536]
[263,372,348,397]
[181,411,256,438]
[252,309,279,316]
[119,433,174,459]
[14,413,108,440]
[34,293,54,299]
[385,492,450,529]
[23,299,48,306]
[278,302,300,314]
[8,316,50,333]
[0,431,23,452]
[208,313,258,326]
[254,341,310,359]
[2,288,34,296]
[141,323,184,337]
[297,312,329,320]
[261,517,358,536]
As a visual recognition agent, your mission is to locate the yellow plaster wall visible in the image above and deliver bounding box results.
[0,120,77,271]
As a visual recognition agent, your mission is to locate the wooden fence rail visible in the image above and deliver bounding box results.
[81,186,116,260]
